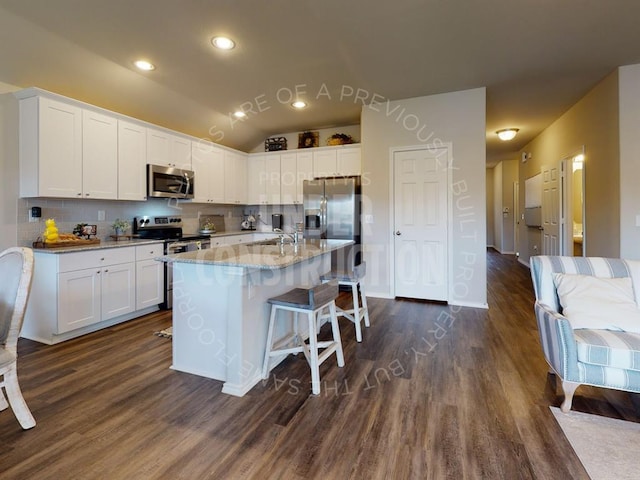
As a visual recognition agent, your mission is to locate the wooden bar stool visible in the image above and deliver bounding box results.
[262,281,344,395]
[320,261,370,342]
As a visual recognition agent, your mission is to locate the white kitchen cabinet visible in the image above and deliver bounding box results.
[135,244,163,310]
[224,150,248,204]
[312,145,361,178]
[22,245,161,344]
[58,268,101,333]
[101,262,136,320]
[247,153,281,205]
[147,127,192,169]
[18,95,83,198]
[191,140,225,204]
[82,109,118,199]
[281,151,313,204]
[337,146,361,176]
[118,119,147,201]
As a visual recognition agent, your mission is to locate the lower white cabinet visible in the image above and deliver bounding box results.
[23,243,164,344]
[135,244,163,310]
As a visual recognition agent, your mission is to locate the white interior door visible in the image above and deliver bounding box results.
[542,164,560,255]
[393,148,448,301]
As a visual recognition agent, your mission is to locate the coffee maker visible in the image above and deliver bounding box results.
[271,213,283,231]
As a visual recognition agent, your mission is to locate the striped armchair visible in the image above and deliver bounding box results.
[530,255,640,412]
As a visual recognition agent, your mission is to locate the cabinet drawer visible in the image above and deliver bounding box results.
[58,247,136,273]
[135,243,164,261]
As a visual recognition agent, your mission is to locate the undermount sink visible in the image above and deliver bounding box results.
[251,239,292,246]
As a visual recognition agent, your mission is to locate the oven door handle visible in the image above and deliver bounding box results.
[167,242,189,251]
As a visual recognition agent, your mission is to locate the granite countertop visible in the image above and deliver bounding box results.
[32,238,164,254]
[185,230,277,238]
[159,239,353,270]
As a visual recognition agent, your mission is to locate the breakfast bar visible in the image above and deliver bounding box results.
[163,239,353,396]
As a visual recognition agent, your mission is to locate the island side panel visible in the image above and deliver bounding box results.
[171,261,238,380]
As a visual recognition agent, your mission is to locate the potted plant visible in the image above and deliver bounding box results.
[112,218,130,237]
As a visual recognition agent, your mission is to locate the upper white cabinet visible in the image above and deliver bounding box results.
[19,95,83,198]
[117,119,147,201]
[281,151,313,204]
[191,140,225,204]
[82,109,118,199]
[312,145,361,178]
[224,150,248,204]
[146,127,192,170]
[247,154,281,205]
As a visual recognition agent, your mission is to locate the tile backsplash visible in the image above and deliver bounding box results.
[18,197,304,246]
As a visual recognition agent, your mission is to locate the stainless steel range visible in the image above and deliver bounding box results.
[133,215,211,309]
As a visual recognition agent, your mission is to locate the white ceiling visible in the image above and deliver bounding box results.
[1,0,640,166]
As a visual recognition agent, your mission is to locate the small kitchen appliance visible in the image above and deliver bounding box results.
[272,213,283,231]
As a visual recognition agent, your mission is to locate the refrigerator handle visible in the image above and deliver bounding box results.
[321,195,327,237]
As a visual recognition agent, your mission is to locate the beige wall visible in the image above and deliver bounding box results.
[361,88,487,307]
[486,168,495,247]
[518,70,620,264]
[0,82,20,250]
[619,64,640,259]
[492,162,503,251]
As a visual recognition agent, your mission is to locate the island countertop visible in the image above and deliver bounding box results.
[160,238,353,270]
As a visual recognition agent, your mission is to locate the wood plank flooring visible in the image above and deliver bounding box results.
[1,250,635,478]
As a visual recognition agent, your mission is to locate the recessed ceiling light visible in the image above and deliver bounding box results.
[212,36,235,50]
[233,111,247,118]
[134,60,155,71]
[292,101,307,109]
[496,128,519,141]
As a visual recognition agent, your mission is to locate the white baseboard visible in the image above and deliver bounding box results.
[448,300,489,309]
[518,257,530,268]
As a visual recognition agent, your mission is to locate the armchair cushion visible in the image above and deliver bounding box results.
[574,329,640,372]
[553,273,640,332]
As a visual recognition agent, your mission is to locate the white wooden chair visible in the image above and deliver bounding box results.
[0,247,36,429]
[262,281,344,395]
[320,261,370,342]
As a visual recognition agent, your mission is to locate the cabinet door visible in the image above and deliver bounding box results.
[313,149,337,178]
[118,120,147,201]
[247,155,266,204]
[102,262,135,320]
[264,155,281,204]
[82,109,118,199]
[296,151,314,204]
[337,147,361,176]
[58,268,101,333]
[280,153,297,205]
[191,141,212,203]
[136,259,163,310]
[37,97,83,198]
[171,135,192,170]
[146,127,172,166]
[224,151,247,204]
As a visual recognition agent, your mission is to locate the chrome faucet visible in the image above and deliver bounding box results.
[273,228,299,245]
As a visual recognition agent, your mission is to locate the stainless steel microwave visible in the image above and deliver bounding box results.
[147,164,195,199]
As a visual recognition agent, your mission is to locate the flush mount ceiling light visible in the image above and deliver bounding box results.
[233,111,247,118]
[291,101,307,109]
[211,36,235,50]
[496,128,519,141]
[134,60,155,71]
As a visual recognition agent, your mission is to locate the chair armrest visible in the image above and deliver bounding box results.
[534,301,580,381]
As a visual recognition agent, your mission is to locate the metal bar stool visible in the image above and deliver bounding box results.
[262,281,344,395]
[320,261,370,342]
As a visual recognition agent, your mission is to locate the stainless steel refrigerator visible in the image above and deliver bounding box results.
[303,176,361,271]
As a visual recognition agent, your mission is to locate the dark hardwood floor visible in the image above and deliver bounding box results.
[2,250,636,478]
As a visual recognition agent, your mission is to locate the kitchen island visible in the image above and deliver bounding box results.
[163,238,353,396]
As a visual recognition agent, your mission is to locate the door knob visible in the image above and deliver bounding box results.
[395,231,401,236]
